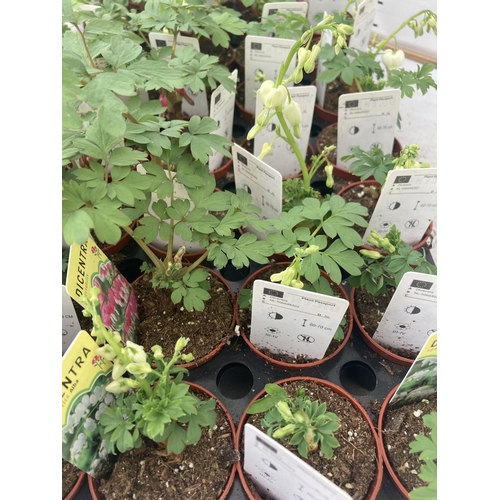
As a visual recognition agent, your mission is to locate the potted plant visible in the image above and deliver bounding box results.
[337,143,435,251]
[63,0,275,367]
[348,224,437,365]
[78,288,238,500]
[315,6,437,124]
[236,378,384,500]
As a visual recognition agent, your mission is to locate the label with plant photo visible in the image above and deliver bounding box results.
[373,271,437,355]
[148,33,209,116]
[244,35,296,113]
[209,69,238,172]
[66,237,138,343]
[254,85,317,178]
[348,0,378,52]
[232,144,282,240]
[250,280,348,359]
[62,285,81,355]
[336,88,401,170]
[62,330,116,477]
[389,332,437,408]
[244,424,352,500]
[363,168,437,246]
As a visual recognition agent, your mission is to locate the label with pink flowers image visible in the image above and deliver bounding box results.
[65,236,138,343]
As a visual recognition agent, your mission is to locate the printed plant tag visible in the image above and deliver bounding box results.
[209,69,238,173]
[336,88,401,170]
[389,332,437,408]
[62,285,81,355]
[262,1,309,37]
[363,168,437,246]
[254,85,317,178]
[244,36,296,114]
[348,0,378,52]
[148,33,209,116]
[250,280,349,360]
[66,237,138,343]
[315,16,333,108]
[232,144,282,240]
[306,0,347,25]
[244,424,352,500]
[62,330,116,477]
[373,272,437,355]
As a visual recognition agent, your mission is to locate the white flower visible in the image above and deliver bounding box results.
[381,49,405,70]
[84,418,97,432]
[125,341,147,364]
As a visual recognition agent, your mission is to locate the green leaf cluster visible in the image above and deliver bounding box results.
[348,225,437,296]
[247,12,310,41]
[408,412,437,500]
[247,384,341,459]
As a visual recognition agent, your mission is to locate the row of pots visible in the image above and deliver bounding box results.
[66,378,417,500]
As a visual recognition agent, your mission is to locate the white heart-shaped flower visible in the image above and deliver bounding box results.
[381,49,405,70]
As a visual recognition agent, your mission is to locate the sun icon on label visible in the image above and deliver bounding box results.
[405,306,421,315]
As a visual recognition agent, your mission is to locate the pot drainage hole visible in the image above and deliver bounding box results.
[339,361,377,396]
[216,362,253,399]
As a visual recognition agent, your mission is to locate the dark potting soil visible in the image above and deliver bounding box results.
[134,271,235,364]
[237,264,350,364]
[380,393,437,495]
[94,391,239,500]
[62,459,82,499]
[240,380,379,500]
[199,37,235,67]
[319,79,353,117]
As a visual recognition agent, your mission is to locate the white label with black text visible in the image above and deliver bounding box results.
[244,424,352,500]
[373,272,437,355]
[348,0,378,52]
[250,280,348,359]
[363,168,437,246]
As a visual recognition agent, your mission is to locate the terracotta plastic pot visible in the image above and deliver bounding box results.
[236,262,353,370]
[64,470,86,500]
[88,381,237,500]
[377,384,411,499]
[133,266,236,370]
[349,287,413,366]
[235,376,384,500]
[316,122,403,180]
[337,179,434,252]
[211,152,234,180]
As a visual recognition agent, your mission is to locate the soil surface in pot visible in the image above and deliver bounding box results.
[63,459,82,498]
[238,264,350,364]
[380,393,437,494]
[134,271,234,362]
[354,287,417,361]
[241,380,379,500]
[319,79,353,117]
[94,391,238,500]
[199,37,235,67]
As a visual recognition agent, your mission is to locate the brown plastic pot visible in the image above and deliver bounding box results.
[235,262,353,370]
[132,266,236,370]
[349,287,414,366]
[88,381,237,500]
[378,384,411,499]
[316,122,403,180]
[337,179,434,252]
[64,470,86,500]
[235,376,384,500]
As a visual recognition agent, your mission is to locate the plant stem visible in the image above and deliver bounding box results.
[177,250,209,277]
[123,224,165,271]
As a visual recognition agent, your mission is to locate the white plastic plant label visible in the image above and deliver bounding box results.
[389,332,437,408]
[62,285,81,355]
[244,424,352,500]
[232,144,282,240]
[363,168,437,246]
[373,272,437,355]
[254,85,317,178]
[305,0,347,25]
[209,69,238,173]
[314,15,333,108]
[250,280,348,360]
[244,36,296,114]
[348,0,378,52]
[261,1,309,35]
[148,33,209,117]
[336,88,400,170]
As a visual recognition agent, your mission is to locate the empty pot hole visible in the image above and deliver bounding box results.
[339,361,377,396]
[216,362,254,399]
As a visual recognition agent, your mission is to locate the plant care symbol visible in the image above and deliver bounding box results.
[389,202,401,210]
[395,323,410,333]
[297,334,315,343]
[268,311,283,320]
[427,329,437,337]
[371,142,383,149]
[405,306,421,315]
[349,126,359,135]
[265,326,281,335]
[405,219,419,228]
[379,221,392,229]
